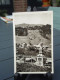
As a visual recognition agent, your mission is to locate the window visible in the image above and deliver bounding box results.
[37,0,42,1]
[0,0,10,5]
[0,1,1,5]
[6,0,10,5]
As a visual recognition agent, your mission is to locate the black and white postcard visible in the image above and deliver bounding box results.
[13,11,54,74]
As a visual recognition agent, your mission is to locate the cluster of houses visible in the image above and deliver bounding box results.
[16,42,52,69]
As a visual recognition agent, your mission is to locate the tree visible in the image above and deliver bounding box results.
[56,0,60,6]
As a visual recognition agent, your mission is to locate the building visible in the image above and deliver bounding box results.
[0,0,27,14]
[0,0,57,15]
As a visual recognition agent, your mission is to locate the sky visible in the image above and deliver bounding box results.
[13,11,53,25]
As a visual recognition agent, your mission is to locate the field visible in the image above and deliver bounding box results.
[17,63,51,72]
